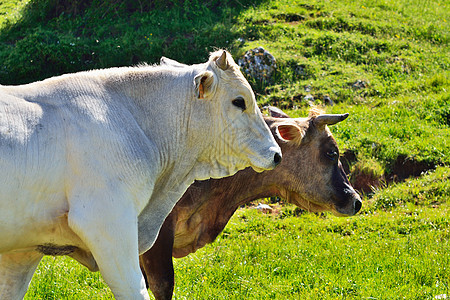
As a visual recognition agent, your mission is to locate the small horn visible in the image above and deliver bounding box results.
[160,56,170,64]
[314,113,349,127]
[216,51,229,70]
[267,106,289,118]
[160,56,187,68]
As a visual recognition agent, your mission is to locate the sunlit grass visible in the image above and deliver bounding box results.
[26,199,450,299]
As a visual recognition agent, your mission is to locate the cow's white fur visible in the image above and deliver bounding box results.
[0,51,281,299]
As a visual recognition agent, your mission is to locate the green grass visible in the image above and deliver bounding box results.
[0,0,259,84]
[172,204,450,299]
[237,0,449,99]
[1,0,449,298]
[26,257,111,299]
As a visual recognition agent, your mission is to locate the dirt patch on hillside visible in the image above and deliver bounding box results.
[341,151,436,194]
[388,155,435,182]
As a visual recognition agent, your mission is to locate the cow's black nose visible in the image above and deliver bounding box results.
[273,152,282,166]
[354,199,362,214]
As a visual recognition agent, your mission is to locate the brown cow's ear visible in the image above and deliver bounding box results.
[194,71,215,99]
[276,123,305,143]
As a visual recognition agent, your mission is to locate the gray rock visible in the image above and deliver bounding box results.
[238,47,277,83]
[304,94,315,106]
[323,95,333,105]
[353,80,368,89]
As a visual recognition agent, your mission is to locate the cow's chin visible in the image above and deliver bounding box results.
[330,210,351,217]
[251,165,266,173]
[284,191,333,213]
[194,160,244,181]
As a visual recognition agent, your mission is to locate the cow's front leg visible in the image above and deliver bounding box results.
[140,214,175,300]
[68,190,149,300]
[0,251,43,299]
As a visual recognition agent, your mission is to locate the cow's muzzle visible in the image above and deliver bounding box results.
[249,146,282,173]
[346,193,362,216]
[334,192,362,216]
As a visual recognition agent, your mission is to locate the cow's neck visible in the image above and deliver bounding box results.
[103,67,241,254]
[210,169,278,223]
[172,168,281,257]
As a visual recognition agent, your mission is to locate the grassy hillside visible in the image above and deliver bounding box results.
[0,0,449,299]
[229,0,449,190]
[0,0,259,84]
[0,0,448,188]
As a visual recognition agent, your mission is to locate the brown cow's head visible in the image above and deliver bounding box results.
[265,106,361,216]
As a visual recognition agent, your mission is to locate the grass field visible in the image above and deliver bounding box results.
[25,198,450,299]
[0,0,449,299]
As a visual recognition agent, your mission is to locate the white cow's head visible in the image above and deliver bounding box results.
[163,51,282,178]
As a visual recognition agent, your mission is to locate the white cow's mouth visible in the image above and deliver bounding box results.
[251,165,266,173]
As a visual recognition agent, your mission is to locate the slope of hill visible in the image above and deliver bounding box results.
[0,1,448,198]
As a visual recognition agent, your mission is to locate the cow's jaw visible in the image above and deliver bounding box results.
[280,188,333,213]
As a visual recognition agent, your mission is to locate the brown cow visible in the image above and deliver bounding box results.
[140,107,362,300]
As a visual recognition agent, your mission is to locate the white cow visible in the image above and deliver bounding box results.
[0,50,281,299]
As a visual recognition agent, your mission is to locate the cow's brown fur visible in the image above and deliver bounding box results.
[140,108,361,300]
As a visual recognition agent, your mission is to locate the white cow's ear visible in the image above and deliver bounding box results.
[275,123,305,143]
[194,71,215,99]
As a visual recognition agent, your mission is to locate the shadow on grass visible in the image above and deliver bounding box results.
[0,0,268,84]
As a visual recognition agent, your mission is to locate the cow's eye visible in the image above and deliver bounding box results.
[326,150,338,161]
[232,97,246,111]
